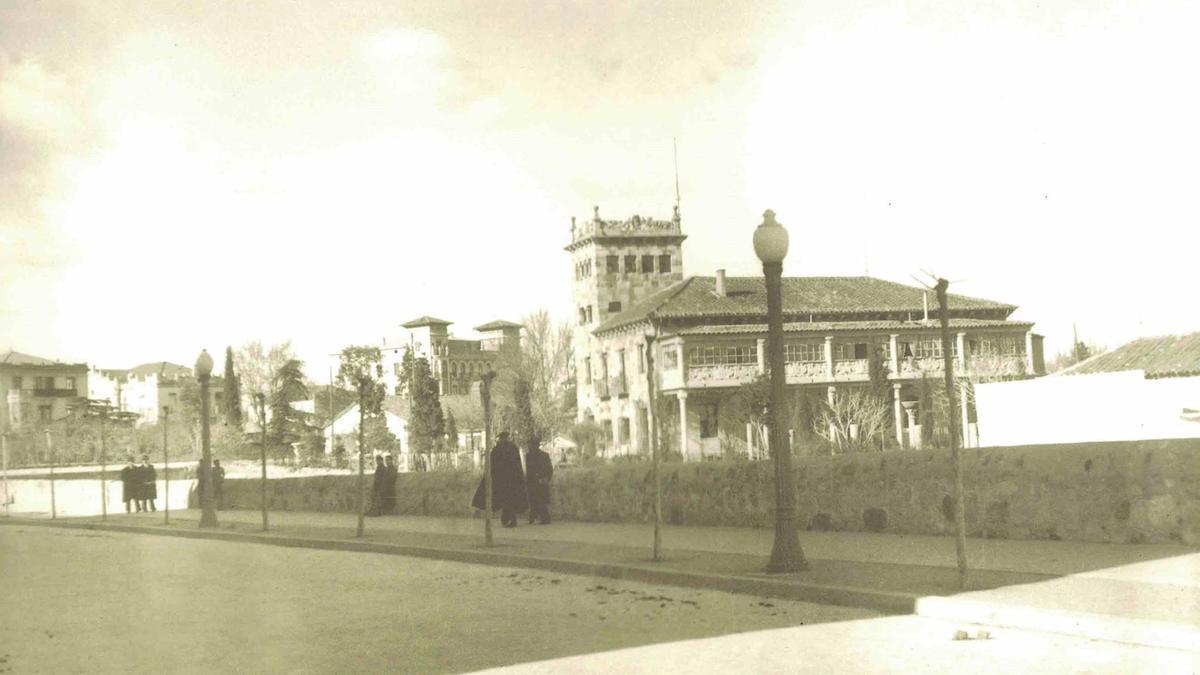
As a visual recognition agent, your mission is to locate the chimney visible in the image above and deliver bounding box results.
[715,269,727,297]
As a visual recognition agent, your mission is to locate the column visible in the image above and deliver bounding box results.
[960,385,971,449]
[956,332,967,372]
[827,385,837,447]
[824,336,834,380]
[1025,331,1035,374]
[677,392,689,460]
[893,383,904,447]
[756,338,766,375]
[889,334,900,376]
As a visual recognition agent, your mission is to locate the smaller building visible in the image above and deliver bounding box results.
[975,331,1200,446]
[1,351,89,432]
[88,361,224,426]
[380,316,522,397]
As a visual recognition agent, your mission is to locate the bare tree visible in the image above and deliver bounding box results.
[235,340,296,406]
[813,389,890,452]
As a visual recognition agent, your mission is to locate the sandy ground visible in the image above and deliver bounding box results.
[0,527,874,674]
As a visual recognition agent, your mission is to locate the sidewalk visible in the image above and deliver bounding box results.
[5,508,1198,651]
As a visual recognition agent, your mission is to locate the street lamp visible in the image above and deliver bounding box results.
[195,349,218,528]
[754,209,809,573]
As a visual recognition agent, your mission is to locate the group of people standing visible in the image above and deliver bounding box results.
[471,432,554,527]
[368,454,398,516]
[119,455,158,513]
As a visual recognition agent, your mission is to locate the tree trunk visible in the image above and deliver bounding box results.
[356,399,366,537]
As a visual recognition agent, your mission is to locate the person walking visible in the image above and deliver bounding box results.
[382,454,398,515]
[119,457,137,513]
[471,431,527,527]
[525,435,553,525]
[368,454,386,517]
[140,455,158,512]
[212,459,225,510]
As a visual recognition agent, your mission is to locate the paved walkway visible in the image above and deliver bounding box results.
[5,508,1198,651]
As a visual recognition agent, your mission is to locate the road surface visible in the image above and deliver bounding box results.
[0,526,872,673]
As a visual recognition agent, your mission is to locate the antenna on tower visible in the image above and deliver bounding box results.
[673,137,681,212]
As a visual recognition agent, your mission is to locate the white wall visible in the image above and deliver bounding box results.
[975,370,1200,447]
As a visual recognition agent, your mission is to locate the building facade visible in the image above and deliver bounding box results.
[1,351,89,433]
[567,207,1045,459]
[88,361,225,426]
[381,317,522,397]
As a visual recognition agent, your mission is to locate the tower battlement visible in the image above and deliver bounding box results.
[566,205,683,250]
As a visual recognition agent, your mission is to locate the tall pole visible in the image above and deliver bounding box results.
[644,337,663,561]
[765,260,807,572]
[356,397,365,538]
[2,433,9,518]
[197,351,218,528]
[45,429,56,519]
[480,371,495,547]
[936,279,969,588]
[258,394,269,531]
[328,365,335,462]
[99,409,107,521]
[162,407,170,524]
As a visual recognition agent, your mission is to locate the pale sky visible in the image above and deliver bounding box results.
[3,0,1198,380]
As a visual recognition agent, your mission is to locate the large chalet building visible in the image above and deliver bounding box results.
[567,206,1045,459]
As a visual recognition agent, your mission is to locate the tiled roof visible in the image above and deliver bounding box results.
[474,320,523,332]
[1060,332,1200,379]
[675,318,1033,337]
[127,362,192,378]
[401,316,453,328]
[594,276,1017,334]
[0,350,86,368]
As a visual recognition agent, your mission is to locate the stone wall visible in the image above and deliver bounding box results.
[208,438,1200,545]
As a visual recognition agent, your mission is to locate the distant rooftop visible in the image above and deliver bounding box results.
[1060,332,1200,379]
[474,320,523,332]
[127,362,193,379]
[1,350,87,368]
[401,316,453,328]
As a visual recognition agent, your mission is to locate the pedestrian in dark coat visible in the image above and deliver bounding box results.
[140,455,158,512]
[471,432,528,527]
[525,436,553,525]
[212,459,225,510]
[382,454,398,515]
[368,455,385,516]
[120,458,137,513]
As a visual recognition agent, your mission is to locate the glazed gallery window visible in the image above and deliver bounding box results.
[624,255,637,273]
[618,417,630,443]
[606,255,620,273]
[608,301,622,313]
[972,336,1026,356]
[584,357,592,384]
[785,342,823,363]
[688,344,755,367]
[907,339,957,359]
[657,254,672,273]
[662,349,679,370]
[641,255,655,273]
[833,343,869,361]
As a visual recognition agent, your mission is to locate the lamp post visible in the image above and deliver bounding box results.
[256,393,269,531]
[195,350,218,528]
[754,209,809,573]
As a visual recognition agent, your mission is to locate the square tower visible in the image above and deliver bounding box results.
[565,205,686,422]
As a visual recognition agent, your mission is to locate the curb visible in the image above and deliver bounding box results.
[915,595,1200,654]
[1,517,916,615]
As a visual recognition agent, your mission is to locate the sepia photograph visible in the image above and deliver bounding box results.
[2,1,1198,672]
